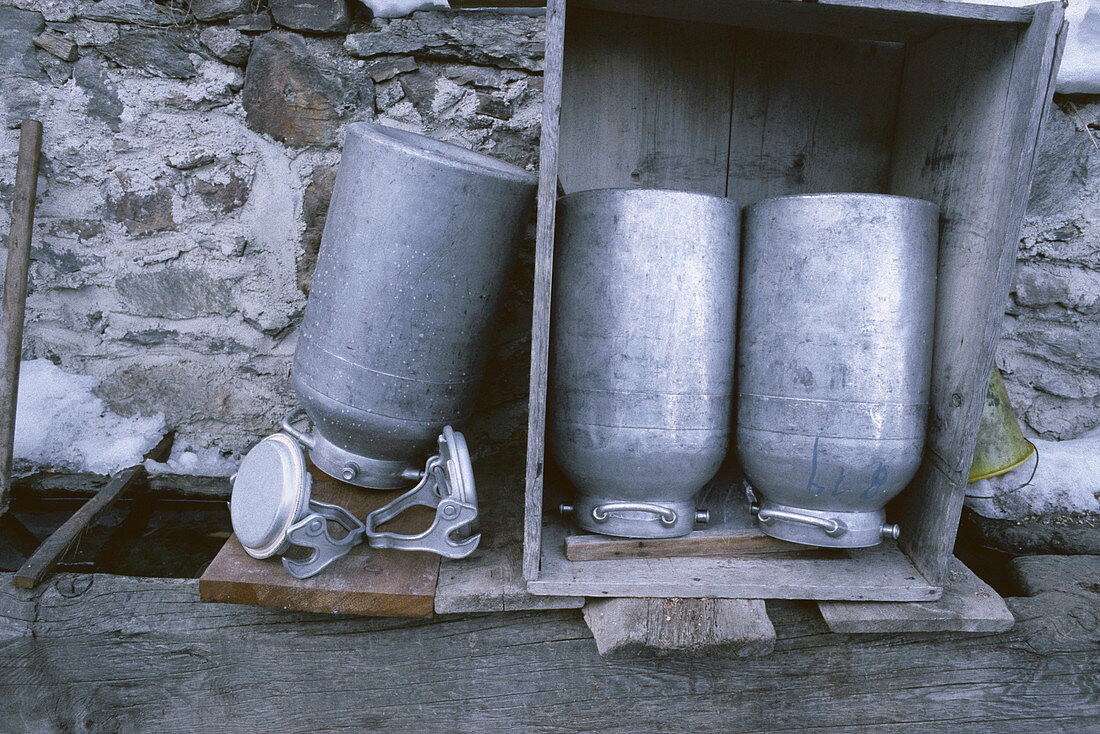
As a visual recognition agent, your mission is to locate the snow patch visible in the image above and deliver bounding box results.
[966,428,1100,520]
[13,359,165,475]
[144,441,239,477]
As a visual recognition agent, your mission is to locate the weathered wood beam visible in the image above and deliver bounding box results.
[0,557,1097,731]
[12,471,231,500]
[12,434,173,589]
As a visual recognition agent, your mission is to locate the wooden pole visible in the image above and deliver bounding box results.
[0,120,43,517]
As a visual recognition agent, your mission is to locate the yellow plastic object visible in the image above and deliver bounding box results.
[968,369,1036,482]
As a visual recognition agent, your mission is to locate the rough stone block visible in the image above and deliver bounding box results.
[115,268,238,319]
[199,26,251,66]
[78,0,186,26]
[190,0,249,22]
[105,187,176,236]
[344,10,544,72]
[101,29,197,80]
[192,170,251,214]
[230,13,274,32]
[242,32,353,146]
[297,164,336,294]
[269,0,349,34]
[366,55,417,82]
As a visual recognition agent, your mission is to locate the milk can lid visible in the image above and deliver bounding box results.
[230,433,311,559]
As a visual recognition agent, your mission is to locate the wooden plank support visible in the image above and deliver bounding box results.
[0,119,42,517]
[583,597,776,658]
[11,433,173,590]
[565,527,836,562]
[14,471,231,500]
[199,468,440,618]
[1,557,1098,729]
[817,556,1014,633]
[436,545,583,614]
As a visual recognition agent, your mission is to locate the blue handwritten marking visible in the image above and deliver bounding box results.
[862,461,890,500]
[806,437,826,497]
[831,469,846,497]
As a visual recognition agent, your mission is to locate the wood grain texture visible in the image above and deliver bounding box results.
[583,597,775,658]
[889,3,1065,586]
[533,518,938,601]
[725,29,902,205]
[199,467,439,618]
[1,563,1097,732]
[14,471,231,500]
[565,527,832,562]
[574,0,1032,43]
[0,120,42,517]
[523,0,565,581]
[818,556,1014,633]
[12,433,172,590]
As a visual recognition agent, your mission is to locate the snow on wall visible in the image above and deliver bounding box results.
[13,359,165,475]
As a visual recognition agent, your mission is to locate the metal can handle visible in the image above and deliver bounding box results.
[591,502,678,528]
[756,507,847,537]
[280,408,316,449]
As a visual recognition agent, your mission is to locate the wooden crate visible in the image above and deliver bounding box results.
[523,0,1066,600]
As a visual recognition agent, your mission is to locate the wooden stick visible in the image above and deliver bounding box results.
[0,120,42,518]
[12,433,173,589]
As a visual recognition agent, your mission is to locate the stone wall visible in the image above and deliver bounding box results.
[0,1,1097,467]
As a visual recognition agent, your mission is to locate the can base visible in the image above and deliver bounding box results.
[307,432,417,490]
[570,496,700,538]
[753,499,895,548]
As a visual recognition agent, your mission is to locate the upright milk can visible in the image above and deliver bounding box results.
[737,193,938,547]
[550,188,740,538]
[289,123,537,488]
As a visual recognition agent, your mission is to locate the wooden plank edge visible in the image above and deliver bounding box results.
[817,556,1014,633]
[583,597,776,658]
[198,575,436,619]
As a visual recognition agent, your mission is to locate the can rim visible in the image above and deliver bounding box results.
[348,122,537,187]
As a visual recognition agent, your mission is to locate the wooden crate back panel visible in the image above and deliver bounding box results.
[558,10,904,202]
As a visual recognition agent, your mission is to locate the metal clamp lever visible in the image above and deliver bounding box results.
[280,408,316,449]
[591,502,678,527]
[365,427,481,559]
[756,507,848,538]
[282,499,366,579]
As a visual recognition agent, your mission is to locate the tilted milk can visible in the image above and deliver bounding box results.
[737,193,938,548]
[288,123,537,489]
[550,188,740,538]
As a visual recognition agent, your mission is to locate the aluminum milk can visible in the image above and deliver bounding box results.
[290,123,537,489]
[550,188,740,538]
[737,193,938,548]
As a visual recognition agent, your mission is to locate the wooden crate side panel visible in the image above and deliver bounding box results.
[887,3,1065,584]
[557,9,734,195]
[726,30,904,205]
[524,0,566,581]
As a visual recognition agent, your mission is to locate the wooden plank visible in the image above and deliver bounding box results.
[531,519,939,601]
[437,454,581,613]
[725,29,903,205]
[889,3,1065,586]
[583,597,776,658]
[12,433,172,590]
[1010,554,1100,597]
[32,30,78,62]
[564,527,832,562]
[523,0,565,581]
[199,467,439,618]
[574,0,1032,44]
[14,471,231,500]
[0,120,42,517]
[557,8,734,195]
[818,556,1014,633]
[1,565,1097,730]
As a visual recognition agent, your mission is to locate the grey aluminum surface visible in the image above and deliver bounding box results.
[365,426,481,559]
[229,433,365,579]
[549,188,741,538]
[292,122,537,489]
[737,193,938,548]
